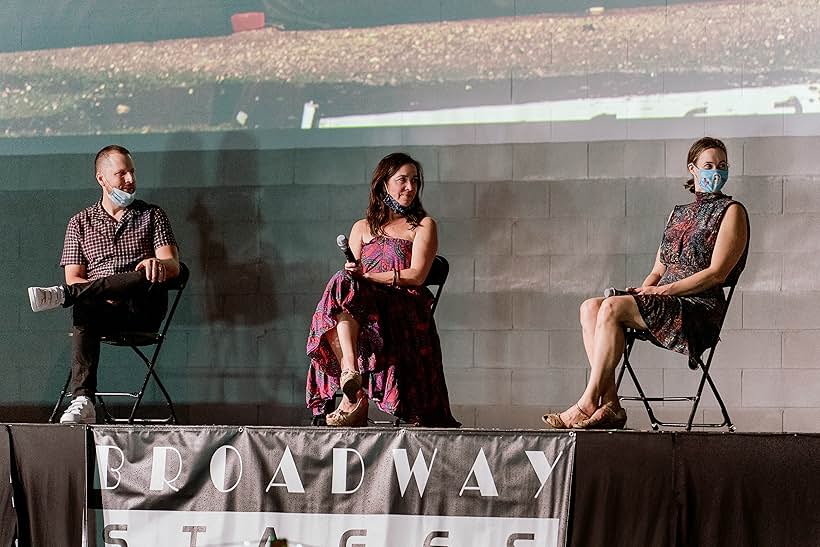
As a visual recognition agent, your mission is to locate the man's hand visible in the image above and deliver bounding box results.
[136,258,168,283]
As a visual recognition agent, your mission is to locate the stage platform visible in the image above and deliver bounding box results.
[1,424,818,546]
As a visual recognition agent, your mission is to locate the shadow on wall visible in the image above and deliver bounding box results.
[158,132,281,402]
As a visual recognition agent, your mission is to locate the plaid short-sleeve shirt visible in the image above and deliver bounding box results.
[60,199,178,280]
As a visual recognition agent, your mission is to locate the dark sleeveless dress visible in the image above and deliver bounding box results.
[633,192,748,357]
[306,235,460,427]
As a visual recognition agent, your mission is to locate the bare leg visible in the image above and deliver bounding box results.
[557,296,647,425]
[325,311,361,412]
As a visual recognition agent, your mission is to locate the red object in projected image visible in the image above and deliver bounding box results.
[230,12,265,33]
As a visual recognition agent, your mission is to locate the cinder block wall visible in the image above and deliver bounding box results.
[1,137,819,431]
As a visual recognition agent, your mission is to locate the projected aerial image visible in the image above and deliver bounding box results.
[1,0,818,140]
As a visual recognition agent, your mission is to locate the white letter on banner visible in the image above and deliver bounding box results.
[95,445,124,490]
[525,450,564,499]
[459,448,498,497]
[149,446,182,492]
[332,448,365,494]
[392,448,437,497]
[266,445,305,493]
[210,445,243,493]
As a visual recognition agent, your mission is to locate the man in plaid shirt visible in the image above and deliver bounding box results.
[27,145,181,424]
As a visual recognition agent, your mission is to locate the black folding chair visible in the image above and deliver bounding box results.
[49,263,189,425]
[616,210,749,432]
[312,255,450,426]
[616,281,739,432]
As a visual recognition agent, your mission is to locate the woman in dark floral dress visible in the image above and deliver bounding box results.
[544,137,749,430]
[306,152,459,427]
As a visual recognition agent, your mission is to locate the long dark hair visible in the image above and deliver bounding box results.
[684,137,727,193]
[366,152,428,236]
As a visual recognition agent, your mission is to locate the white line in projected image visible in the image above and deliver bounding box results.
[315,83,820,128]
[1,0,820,151]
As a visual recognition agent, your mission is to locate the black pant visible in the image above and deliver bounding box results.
[67,271,168,398]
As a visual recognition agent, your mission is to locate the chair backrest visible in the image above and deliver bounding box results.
[423,255,449,315]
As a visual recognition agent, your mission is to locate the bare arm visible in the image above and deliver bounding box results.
[64,264,88,285]
[136,245,180,283]
[637,204,748,297]
[361,218,438,287]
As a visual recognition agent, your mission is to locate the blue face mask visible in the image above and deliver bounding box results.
[109,186,136,208]
[697,168,729,193]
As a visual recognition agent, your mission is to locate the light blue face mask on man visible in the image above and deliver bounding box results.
[698,168,729,193]
[109,186,136,208]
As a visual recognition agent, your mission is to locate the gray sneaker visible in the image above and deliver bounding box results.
[27,285,65,312]
[59,396,96,424]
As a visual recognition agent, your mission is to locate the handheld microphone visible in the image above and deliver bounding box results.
[336,234,357,263]
[603,287,630,298]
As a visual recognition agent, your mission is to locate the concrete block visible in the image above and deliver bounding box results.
[589,140,666,179]
[784,176,820,213]
[439,219,512,256]
[439,145,513,182]
[626,254,658,286]
[259,186,330,221]
[782,409,820,433]
[446,368,512,406]
[618,368,663,404]
[364,147,439,183]
[217,149,294,186]
[257,329,309,369]
[0,223,20,262]
[782,331,820,369]
[738,252,781,292]
[783,253,820,291]
[450,405,477,428]
[717,330,782,369]
[328,185,370,223]
[512,143,588,181]
[474,404,552,429]
[624,407,705,432]
[704,114,785,140]
[663,368,742,408]
[148,150,221,189]
[588,217,627,255]
[436,293,513,330]
[744,369,820,407]
[474,331,549,369]
[703,408,783,433]
[19,154,90,191]
[439,330,474,369]
[550,254,626,294]
[0,157,20,191]
[440,256,474,294]
[425,183,475,219]
[729,176,783,214]
[475,255,549,292]
[627,339,690,370]
[259,221,341,260]
[513,293,582,330]
[512,368,588,406]
[475,181,547,219]
[548,330,588,368]
[751,214,820,253]
[743,291,820,329]
[549,179,625,217]
[626,178,688,217]
[512,218,587,255]
[743,137,820,176]
[294,148,367,186]
[722,293,742,330]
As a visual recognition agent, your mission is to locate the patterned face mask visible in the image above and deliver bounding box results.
[383,192,412,215]
[698,168,729,193]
